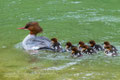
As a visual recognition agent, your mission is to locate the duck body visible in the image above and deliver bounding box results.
[22,34,51,50]
[19,22,54,51]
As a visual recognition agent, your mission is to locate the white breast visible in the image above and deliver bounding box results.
[22,34,51,50]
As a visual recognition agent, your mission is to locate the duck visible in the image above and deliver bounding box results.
[51,38,63,52]
[89,40,103,51]
[81,45,96,54]
[104,41,117,51]
[65,42,75,52]
[71,47,83,57]
[104,45,118,56]
[18,22,53,51]
[78,41,85,51]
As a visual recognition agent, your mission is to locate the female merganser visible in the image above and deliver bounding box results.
[104,45,118,56]
[71,47,82,57]
[78,41,85,51]
[81,45,96,54]
[51,38,63,52]
[65,42,75,52]
[18,22,52,50]
[89,40,103,51]
[104,41,117,51]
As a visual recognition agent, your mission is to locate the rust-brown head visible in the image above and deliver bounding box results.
[81,45,89,51]
[71,47,78,54]
[79,41,85,47]
[104,41,110,46]
[51,38,58,43]
[71,47,78,51]
[89,40,96,47]
[66,42,72,48]
[18,22,43,35]
[104,45,112,50]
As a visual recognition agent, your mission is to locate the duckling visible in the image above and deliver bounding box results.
[81,45,96,54]
[104,41,117,51]
[51,38,62,52]
[65,42,75,52]
[71,47,83,57]
[78,41,85,51]
[89,40,103,51]
[104,45,118,56]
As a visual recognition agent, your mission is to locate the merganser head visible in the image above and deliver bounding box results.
[104,41,110,45]
[89,40,96,47]
[81,45,88,51]
[79,41,85,47]
[104,41,110,47]
[66,42,72,48]
[51,38,58,43]
[104,45,112,51]
[71,47,78,53]
[18,22,43,35]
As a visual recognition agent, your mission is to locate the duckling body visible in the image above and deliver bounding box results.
[89,40,103,52]
[91,44,103,51]
[82,45,96,54]
[51,42,63,52]
[71,47,83,57]
[104,45,118,57]
[82,47,96,54]
[51,38,63,52]
[104,41,117,51]
[104,49,118,57]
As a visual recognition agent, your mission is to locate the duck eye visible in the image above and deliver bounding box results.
[25,24,31,28]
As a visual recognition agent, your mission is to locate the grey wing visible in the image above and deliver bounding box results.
[34,36,51,48]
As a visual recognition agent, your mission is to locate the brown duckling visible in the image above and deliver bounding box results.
[71,47,83,57]
[89,40,103,51]
[65,42,75,52]
[104,45,118,56]
[81,45,96,54]
[78,41,85,51]
[51,38,62,52]
[104,41,117,51]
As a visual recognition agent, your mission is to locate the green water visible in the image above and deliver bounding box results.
[0,0,120,80]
